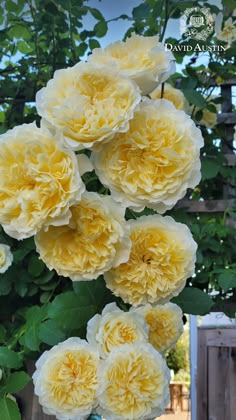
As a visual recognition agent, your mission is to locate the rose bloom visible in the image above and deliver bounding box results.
[0,123,84,239]
[88,33,175,95]
[97,342,170,420]
[35,192,131,281]
[36,62,141,151]
[150,83,188,111]
[133,303,184,353]
[216,17,236,47]
[104,215,197,306]
[92,99,204,213]
[0,244,13,274]
[87,302,149,358]
[33,338,100,420]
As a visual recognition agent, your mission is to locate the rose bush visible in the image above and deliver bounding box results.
[0,26,206,420]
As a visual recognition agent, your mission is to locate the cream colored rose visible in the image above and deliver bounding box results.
[36,62,141,151]
[134,303,184,353]
[88,33,175,95]
[0,244,13,273]
[216,17,236,47]
[192,97,220,129]
[104,215,197,306]
[0,123,84,240]
[35,192,131,281]
[92,99,204,213]
[87,302,149,358]
[150,83,188,111]
[97,342,170,420]
[33,338,100,420]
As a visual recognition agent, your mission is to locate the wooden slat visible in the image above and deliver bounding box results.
[175,199,236,212]
[208,346,231,420]
[197,329,208,420]
[31,396,55,420]
[205,329,236,347]
[218,113,236,124]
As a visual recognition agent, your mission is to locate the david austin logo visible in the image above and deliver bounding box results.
[165,7,227,53]
[180,6,214,41]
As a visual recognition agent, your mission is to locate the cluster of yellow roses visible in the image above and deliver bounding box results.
[0,34,203,419]
[33,301,183,419]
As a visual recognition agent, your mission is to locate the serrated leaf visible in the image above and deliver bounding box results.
[201,160,220,180]
[171,287,214,315]
[48,291,97,330]
[218,271,236,292]
[0,397,21,420]
[0,347,22,368]
[38,319,66,346]
[1,372,31,394]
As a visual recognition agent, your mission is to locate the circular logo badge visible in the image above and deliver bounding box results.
[180,7,215,41]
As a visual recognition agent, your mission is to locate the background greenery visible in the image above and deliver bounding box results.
[0,0,235,417]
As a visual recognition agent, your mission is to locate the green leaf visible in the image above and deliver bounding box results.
[89,8,104,21]
[171,287,214,315]
[218,271,236,292]
[0,397,21,420]
[48,291,98,330]
[201,160,220,181]
[0,271,12,296]
[132,3,151,18]
[180,77,198,91]
[1,372,31,394]
[89,39,100,51]
[5,1,18,12]
[182,90,206,108]
[8,25,31,40]
[73,277,113,308]
[94,20,108,37]
[28,256,45,277]
[38,319,66,346]
[19,305,48,351]
[0,347,22,369]
[17,41,33,54]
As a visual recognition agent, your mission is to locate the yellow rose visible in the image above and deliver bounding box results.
[36,62,141,151]
[0,244,13,274]
[133,303,184,353]
[0,123,84,239]
[35,192,131,281]
[97,343,170,420]
[87,302,149,358]
[33,338,100,420]
[216,17,236,47]
[104,215,197,306]
[150,83,188,111]
[193,97,220,129]
[88,33,175,95]
[199,108,217,128]
[92,99,204,213]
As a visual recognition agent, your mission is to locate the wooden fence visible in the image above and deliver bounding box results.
[197,327,236,420]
